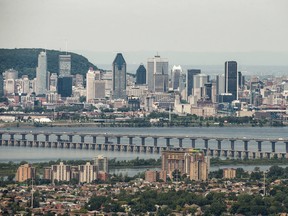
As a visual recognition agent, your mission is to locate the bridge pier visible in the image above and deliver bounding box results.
[165,138,171,148]
[204,139,209,149]
[244,140,249,151]
[10,133,14,140]
[229,150,235,158]
[45,134,50,142]
[216,139,222,150]
[128,136,134,145]
[33,134,37,141]
[230,139,235,151]
[91,136,96,143]
[68,135,73,142]
[153,137,158,147]
[21,134,26,140]
[116,136,121,145]
[271,141,276,153]
[256,140,262,152]
[105,136,109,143]
[109,144,114,151]
[190,138,196,148]
[56,135,61,142]
[140,137,146,145]
[178,138,183,148]
[80,135,85,143]
[285,142,288,153]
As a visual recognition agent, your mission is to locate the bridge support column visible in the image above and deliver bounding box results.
[204,139,209,149]
[21,134,26,140]
[10,133,14,140]
[190,138,196,148]
[165,138,171,147]
[244,140,249,151]
[33,134,37,141]
[56,135,61,142]
[271,141,276,153]
[128,137,134,145]
[80,135,85,143]
[153,137,158,147]
[178,138,183,148]
[105,136,109,143]
[116,136,121,145]
[92,136,97,143]
[216,139,222,150]
[68,135,73,143]
[285,142,288,153]
[257,141,262,152]
[230,139,235,151]
[141,137,145,145]
[45,134,49,142]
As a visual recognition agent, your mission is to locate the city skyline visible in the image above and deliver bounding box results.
[0,0,287,65]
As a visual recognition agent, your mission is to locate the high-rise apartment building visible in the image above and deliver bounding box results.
[94,155,108,173]
[0,73,4,97]
[16,164,36,182]
[112,53,126,99]
[136,64,146,85]
[162,149,209,181]
[36,51,48,95]
[59,54,71,76]
[225,61,238,100]
[51,162,71,183]
[147,55,169,93]
[171,65,182,90]
[21,75,30,94]
[78,162,98,183]
[186,69,201,100]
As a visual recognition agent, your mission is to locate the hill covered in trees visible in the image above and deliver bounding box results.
[0,48,98,79]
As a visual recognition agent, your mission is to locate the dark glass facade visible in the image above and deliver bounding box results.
[186,69,201,98]
[136,64,146,85]
[225,61,238,100]
[112,53,126,99]
[57,76,72,97]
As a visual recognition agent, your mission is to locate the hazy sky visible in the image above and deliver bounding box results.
[0,0,287,65]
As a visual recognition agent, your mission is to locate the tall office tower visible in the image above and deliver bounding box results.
[162,149,209,181]
[216,74,225,96]
[238,71,245,89]
[21,75,30,94]
[78,162,98,183]
[94,155,108,173]
[112,53,126,99]
[193,74,209,100]
[57,76,73,97]
[186,69,201,100]
[94,80,106,99]
[16,164,36,182]
[136,64,146,85]
[0,73,3,97]
[225,61,238,100]
[147,55,169,93]
[59,54,71,76]
[51,162,71,183]
[74,74,84,87]
[204,83,212,100]
[86,68,102,102]
[49,73,58,91]
[36,51,48,95]
[171,65,182,90]
[4,69,18,95]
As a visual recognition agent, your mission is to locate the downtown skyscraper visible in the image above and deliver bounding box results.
[225,61,238,100]
[36,51,48,95]
[112,53,126,99]
[147,55,168,93]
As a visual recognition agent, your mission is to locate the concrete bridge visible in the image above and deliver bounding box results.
[0,130,288,159]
